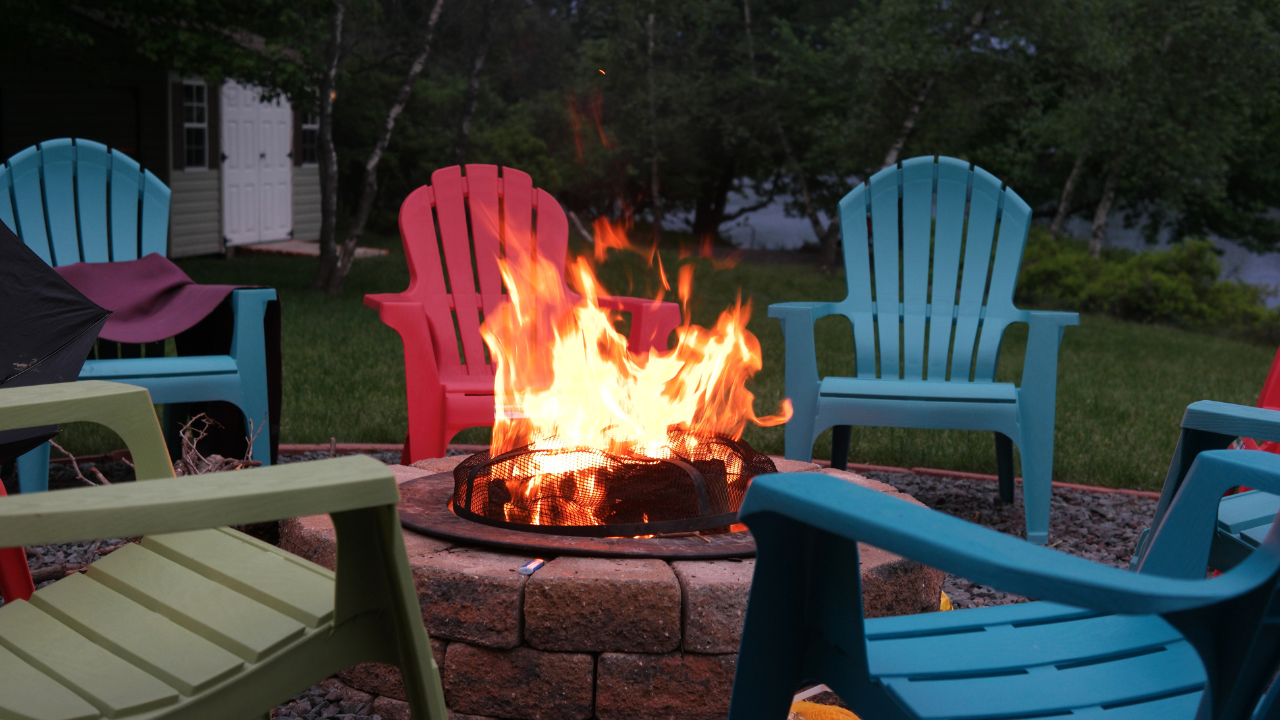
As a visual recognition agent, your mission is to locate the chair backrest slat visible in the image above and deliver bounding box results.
[837,185,879,377]
[973,188,1032,380]
[109,151,142,261]
[9,146,52,264]
[926,158,970,380]
[74,140,113,264]
[464,165,504,319]
[949,167,1003,381]
[39,139,80,265]
[501,169,535,281]
[900,158,934,381]
[836,156,1030,384]
[868,167,902,379]
[534,188,569,284]
[139,170,171,258]
[432,166,489,375]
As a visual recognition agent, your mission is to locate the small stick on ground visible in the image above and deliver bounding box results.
[48,440,101,486]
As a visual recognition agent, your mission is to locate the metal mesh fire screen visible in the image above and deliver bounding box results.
[452,431,776,537]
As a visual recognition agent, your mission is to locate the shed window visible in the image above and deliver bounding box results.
[301,112,319,165]
[183,82,208,169]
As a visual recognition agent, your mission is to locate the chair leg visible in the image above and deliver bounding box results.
[995,433,1015,504]
[15,442,50,494]
[784,407,818,463]
[831,426,852,471]
[1019,440,1052,545]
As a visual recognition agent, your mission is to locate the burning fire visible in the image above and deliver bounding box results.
[478,220,791,525]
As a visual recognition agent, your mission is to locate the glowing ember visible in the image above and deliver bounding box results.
[477,220,791,527]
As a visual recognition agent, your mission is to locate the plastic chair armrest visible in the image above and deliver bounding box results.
[1019,310,1079,394]
[364,292,403,310]
[1024,310,1080,328]
[767,302,837,390]
[0,455,397,547]
[597,295,683,353]
[1182,400,1280,443]
[0,381,172,480]
[741,472,1275,616]
[370,301,443,387]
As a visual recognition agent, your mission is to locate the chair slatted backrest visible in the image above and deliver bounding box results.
[837,155,1031,383]
[397,164,571,378]
[0,139,171,266]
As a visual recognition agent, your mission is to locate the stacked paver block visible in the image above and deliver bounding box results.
[279,457,946,720]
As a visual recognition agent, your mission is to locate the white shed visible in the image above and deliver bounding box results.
[167,75,322,258]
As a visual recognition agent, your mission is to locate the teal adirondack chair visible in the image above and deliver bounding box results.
[0,380,447,719]
[0,138,276,492]
[729,401,1280,720]
[771,156,1078,544]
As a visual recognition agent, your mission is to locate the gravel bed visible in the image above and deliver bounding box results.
[3,451,1159,717]
[865,471,1158,608]
[272,685,379,719]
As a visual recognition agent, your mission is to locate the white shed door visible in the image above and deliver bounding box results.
[222,81,292,246]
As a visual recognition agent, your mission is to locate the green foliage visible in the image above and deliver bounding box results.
[1017,228,1279,340]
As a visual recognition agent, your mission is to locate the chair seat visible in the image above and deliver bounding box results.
[819,377,1018,404]
[1209,489,1280,570]
[0,528,336,719]
[863,601,1205,720]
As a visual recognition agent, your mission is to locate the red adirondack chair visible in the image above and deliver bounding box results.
[365,165,682,463]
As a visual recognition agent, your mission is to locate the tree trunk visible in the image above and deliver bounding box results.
[881,75,935,169]
[692,163,736,241]
[880,8,985,170]
[647,6,664,244]
[1050,154,1086,239]
[1089,165,1120,258]
[453,0,498,166]
[310,0,345,292]
[742,0,838,267]
[325,0,447,295]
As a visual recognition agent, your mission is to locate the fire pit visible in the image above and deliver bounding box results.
[281,458,946,720]
[398,431,774,559]
[453,432,771,536]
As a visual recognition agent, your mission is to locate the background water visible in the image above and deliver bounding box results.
[666,183,1280,306]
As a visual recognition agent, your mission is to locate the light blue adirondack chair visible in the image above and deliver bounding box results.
[729,401,1280,720]
[0,139,276,492]
[771,156,1078,544]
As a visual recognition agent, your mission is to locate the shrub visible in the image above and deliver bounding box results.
[1015,227,1280,343]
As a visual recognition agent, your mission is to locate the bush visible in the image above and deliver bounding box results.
[1016,227,1280,342]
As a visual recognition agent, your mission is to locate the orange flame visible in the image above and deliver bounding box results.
[593,216,639,263]
[480,222,791,478]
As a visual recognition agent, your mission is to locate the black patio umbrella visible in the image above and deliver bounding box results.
[0,221,110,464]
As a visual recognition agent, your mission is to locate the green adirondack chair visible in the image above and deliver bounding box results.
[771,156,1079,544]
[0,381,446,720]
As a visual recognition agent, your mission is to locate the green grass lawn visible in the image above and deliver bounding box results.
[56,234,1276,491]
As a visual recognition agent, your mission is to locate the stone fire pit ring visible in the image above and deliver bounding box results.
[398,472,757,559]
